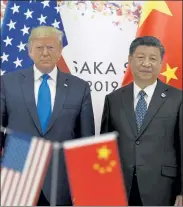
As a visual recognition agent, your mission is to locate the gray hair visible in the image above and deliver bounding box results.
[129,36,165,60]
[28,26,63,47]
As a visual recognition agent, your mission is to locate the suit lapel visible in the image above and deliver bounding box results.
[45,70,69,134]
[20,68,42,134]
[137,80,169,139]
[121,83,138,137]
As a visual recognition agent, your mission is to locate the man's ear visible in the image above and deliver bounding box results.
[159,61,163,72]
[27,43,32,58]
[128,55,132,66]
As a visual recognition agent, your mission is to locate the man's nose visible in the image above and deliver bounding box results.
[142,57,151,67]
[42,47,49,55]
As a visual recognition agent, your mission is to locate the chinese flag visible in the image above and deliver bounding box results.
[122,1,182,90]
[63,132,127,206]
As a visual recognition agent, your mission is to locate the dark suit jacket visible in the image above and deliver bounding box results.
[100,80,183,206]
[0,68,95,205]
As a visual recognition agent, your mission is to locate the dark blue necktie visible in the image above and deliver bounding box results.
[37,74,51,134]
[135,90,147,132]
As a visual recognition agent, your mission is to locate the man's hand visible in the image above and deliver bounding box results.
[174,195,183,206]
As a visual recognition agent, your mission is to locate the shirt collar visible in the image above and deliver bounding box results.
[33,65,58,82]
[134,80,157,99]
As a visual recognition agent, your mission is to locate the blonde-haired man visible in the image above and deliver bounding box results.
[1,26,95,205]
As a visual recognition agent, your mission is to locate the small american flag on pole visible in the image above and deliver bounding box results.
[0,131,52,206]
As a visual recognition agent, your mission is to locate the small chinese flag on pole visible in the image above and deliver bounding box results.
[63,132,127,206]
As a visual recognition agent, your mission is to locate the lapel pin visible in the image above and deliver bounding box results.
[161,92,166,98]
[64,83,68,87]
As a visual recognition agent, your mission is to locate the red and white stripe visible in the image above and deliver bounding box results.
[0,137,52,206]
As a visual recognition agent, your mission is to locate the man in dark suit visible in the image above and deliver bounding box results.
[100,36,182,206]
[1,26,95,205]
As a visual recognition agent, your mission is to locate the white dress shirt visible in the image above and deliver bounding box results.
[134,80,157,110]
[33,65,57,111]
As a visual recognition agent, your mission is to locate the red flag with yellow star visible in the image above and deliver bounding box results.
[63,132,127,206]
[122,1,182,90]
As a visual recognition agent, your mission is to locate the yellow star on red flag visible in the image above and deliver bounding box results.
[93,146,117,174]
[139,1,172,27]
[160,64,178,83]
[97,145,111,160]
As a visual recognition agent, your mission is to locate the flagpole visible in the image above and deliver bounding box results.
[50,142,61,206]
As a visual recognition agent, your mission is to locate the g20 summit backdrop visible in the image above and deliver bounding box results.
[1,1,182,134]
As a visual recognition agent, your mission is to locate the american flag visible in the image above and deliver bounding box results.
[1,0,69,76]
[0,131,52,206]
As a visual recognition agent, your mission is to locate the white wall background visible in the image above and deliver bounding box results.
[60,1,143,134]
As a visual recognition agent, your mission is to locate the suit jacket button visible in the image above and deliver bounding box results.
[136,140,140,145]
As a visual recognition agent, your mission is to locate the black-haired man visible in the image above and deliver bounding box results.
[100,36,183,206]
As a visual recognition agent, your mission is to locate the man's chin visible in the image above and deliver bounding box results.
[139,74,152,80]
[40,61,52,65]
[36,64,55,72]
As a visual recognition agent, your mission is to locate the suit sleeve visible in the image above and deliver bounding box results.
[179,101,183,195]
[0,76,8,151]
[77,82,95,137]
[100,95,114,134]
